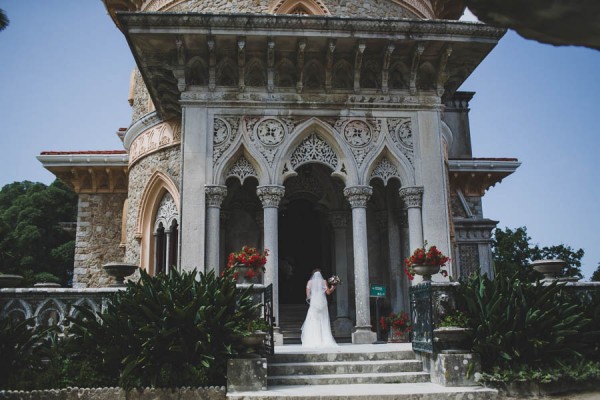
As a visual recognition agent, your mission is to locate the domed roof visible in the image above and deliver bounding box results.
[104,0,465,26]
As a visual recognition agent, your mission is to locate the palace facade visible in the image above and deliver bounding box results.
[38,0,519,343]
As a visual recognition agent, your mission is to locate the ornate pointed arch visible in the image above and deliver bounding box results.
[215,143,265,186]
[136,171,180,272]
[275,117,357,185]
[245,57,266,87]
[269,0,330,15]
[364,144,414,187]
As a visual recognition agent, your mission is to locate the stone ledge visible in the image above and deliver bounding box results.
[0,386,226,400]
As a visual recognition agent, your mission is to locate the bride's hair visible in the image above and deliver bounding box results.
[311,268,321,275]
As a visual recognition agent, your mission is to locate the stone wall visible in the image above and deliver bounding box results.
[125,146,182,265]
[73,193,127,288]
[131,68,151,124]
[169,0,415,18]
[0,387,226,400]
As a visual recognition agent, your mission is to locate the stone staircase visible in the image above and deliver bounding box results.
[267,346,428,386]
[279,304,351,344]
[226,344,498,399]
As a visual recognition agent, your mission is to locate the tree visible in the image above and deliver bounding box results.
[0,180,77,285]
[0,9,8,31]
[592,262,600,282]
[492,226,585,281]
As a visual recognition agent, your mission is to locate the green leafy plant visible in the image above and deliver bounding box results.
[65,267,260,388]
[457,271,592,371]
[245,318,271,333]
[438,310,470,328]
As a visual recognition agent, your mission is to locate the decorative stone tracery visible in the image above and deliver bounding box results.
[387,118,414,165]
[154,192,178,230]
[290,133,339,171]
[213,116,240,164]
[226,156,258,184]
[370,157,401,186]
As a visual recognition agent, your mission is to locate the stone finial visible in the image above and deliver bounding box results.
[343,185,372,208]
[399,186,424,208]
[205,185,227,207]
[257,185,285,208]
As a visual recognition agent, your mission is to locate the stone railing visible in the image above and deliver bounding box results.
[0,288,122,330]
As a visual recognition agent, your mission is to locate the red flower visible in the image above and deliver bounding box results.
[227,246,269,276]
[403,241,450,280]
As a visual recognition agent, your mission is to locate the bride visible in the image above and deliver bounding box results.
[301,269,338,348]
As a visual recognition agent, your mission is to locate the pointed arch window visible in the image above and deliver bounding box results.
[153,192,179,274]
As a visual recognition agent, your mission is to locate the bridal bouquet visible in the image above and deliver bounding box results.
[328,275,341,286]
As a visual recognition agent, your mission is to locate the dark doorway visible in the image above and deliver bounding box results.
[279,198,328,304]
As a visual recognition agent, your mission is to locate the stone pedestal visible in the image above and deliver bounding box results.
[227,358,268,392]
[431,352,481,387]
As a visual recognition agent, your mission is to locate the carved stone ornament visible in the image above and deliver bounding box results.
[129,120,181,166]
[213,116,239,165]
[387,118,414,166]
[343,186,373,208]
[213,118,230,145]
[204,185,227,207]
[257,118,286,146]
[290,133,339,170]
[154,192,178,230]
[343,120,372,147]
[226,156,258,185]
[398,186,424,208]
[371,157,401,186]
[257,185,286,208]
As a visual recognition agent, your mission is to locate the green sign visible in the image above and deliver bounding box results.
[370,284,386,297]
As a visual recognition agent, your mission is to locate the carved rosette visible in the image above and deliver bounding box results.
[343,185,373,208]
[399,186,424,208]
[290,133,339,170]
[246,116,296,166]
[333,118,381,167]
[329,211,350,229]
[257,185,286,208]
[213,116,240,165]
[370,157,401,185]
[129,120,181,166]
[204,185,227,208]
[387,118,414,166]
[226,156,258,184]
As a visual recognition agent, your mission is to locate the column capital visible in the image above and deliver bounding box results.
[257,185,285,208]
[399,186,424,208]
[205,185,227,207]
[329,211,350,229]
[343,185,372,208]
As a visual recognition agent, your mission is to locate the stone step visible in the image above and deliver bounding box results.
[267,370,431,386]
[268,359,424,375]
[269,349,416,363]
[226,383,498,399]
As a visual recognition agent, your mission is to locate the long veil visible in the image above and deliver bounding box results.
[307,271,327,311]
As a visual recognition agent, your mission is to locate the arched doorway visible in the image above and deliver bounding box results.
[278,198,329,304]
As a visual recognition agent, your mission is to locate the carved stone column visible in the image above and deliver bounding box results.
[329,211,352,337]
[219,210,230,274]
[344,185,377,344]
[205,185,227,272]
[399,186,425,284]
[257,185,285,345]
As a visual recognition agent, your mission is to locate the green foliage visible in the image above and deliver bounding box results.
[33,272,61,284]
[65,267,260,388]
[438,310,470,328]
[0,180,77,285]
[0,317,53,389]
[457,271,593,371]
[492,226,584,281]
[0,8,8,31]
[480,360,600,385]
[592,262,600,282]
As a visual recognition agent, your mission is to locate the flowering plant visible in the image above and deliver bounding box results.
[328,275,341,286]
[379,311,412,335]
[404,241,449,280]
[227,246,269,280]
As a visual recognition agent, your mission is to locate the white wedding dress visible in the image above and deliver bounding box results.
[301,271,338,348]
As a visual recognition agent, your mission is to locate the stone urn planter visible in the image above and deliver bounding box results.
[413,265,441,282]
[103,262,138,286]
[530,259,566,281]
[234,264,263,285]
[387,329,410,343]
[241,331,267,357]
[434,327,472,353]
[34,282,61,288]
[0,274,24,288]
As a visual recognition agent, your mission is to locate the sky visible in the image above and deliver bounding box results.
[0,2,598,279]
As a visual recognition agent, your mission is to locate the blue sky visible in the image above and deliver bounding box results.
[0,2,598,279]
